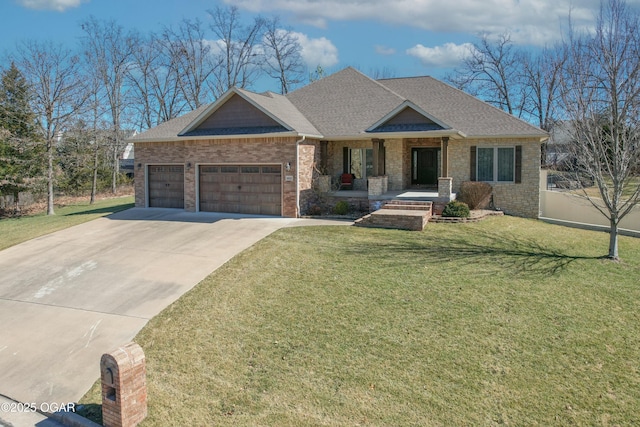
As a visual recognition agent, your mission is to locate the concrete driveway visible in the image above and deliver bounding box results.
[0,208,349,411]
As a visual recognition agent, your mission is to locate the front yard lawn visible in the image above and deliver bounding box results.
[0,196,134,251]
[81,216,640,426]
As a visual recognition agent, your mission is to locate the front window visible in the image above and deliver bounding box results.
[349,148,373,179]
[477,147,515,182]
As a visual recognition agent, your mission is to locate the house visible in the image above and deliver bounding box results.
[120,142,135,178]
[130,67,548,218]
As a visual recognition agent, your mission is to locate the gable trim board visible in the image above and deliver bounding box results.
[366,101,454,133]
[132,67,547,218]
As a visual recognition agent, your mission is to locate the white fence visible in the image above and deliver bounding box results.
[539,171,640,237]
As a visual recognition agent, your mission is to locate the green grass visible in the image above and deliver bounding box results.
[80,217,640,426]
[0,196,134,251]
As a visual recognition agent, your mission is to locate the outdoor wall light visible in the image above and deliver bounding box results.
[187,162,192,169]
[285,162,291,171]
[137,163,142,169]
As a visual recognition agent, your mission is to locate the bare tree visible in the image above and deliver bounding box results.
[369,66,397,80]
[162,19,218,109]
[560,0,640,260]
[521,46,566,132]
[208,5,265,96]
[520,45,567,164]
[447,33,526,117]
[308,65,326,83]
[13,41,86,215]
[81,16,134,194]
[262,17,304,94]
[85,76,109,204]
[128,30,187,129]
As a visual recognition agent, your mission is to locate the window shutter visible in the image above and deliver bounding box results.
[343,147,349,174]
[470,146,477,181]
[515,145,522,183]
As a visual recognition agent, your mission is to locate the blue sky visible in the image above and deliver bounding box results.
[2,0,638,93]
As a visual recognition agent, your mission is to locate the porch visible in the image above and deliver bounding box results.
[329,189,456,201]
[317,184,456,218]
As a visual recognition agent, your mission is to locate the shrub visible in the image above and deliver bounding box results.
[458,181,492,210]
[442,200,470,218]
[333,200,349,215]
[306,204,323,216]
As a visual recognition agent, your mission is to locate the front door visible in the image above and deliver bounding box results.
[412,148,440,186]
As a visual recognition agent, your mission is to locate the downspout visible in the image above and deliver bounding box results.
[295,135,306,217]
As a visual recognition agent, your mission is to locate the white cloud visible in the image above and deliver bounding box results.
[224,0,610,46]
[375,45,396,56]
[406,42,474,67]
[18,0,86,11]
[290,32,338,68]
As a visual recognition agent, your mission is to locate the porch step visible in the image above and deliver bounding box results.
[382,199,433,212]
[355,207,431,231]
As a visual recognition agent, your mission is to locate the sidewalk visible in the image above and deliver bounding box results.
[0,395,63,427]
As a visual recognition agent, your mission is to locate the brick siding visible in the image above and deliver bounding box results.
[135,136,302,217]
[448,138,541,218]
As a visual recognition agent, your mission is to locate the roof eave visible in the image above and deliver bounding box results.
[131,131,315,144]
[465,133,549,141]
[322,129,466,141]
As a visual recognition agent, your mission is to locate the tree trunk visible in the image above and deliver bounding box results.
[90,145,98,204]
[112,144,118,194]
[608,217,619,260]
[47,139,55,216]
[13,191,20,215]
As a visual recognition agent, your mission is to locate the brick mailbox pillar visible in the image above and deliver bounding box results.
[101,342,147,427]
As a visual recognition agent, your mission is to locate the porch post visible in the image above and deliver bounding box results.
[371,138,385,177]
[320,141,328,172]
[441,136,449,177]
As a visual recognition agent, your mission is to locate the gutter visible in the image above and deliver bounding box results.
[295,135,306,217]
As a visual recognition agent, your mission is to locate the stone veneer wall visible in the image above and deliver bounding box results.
[298,139,321,215]
[134,136,301,217]
[448,138,541,218]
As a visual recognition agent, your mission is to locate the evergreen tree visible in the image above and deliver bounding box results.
[0,63,43,211]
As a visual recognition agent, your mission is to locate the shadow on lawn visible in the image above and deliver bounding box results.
[73,403,102,425]
[66,203,134,216]
[354,228,601,276]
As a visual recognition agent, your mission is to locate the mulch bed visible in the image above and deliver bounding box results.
[429,209,504,223]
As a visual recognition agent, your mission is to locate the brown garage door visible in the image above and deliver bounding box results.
[199,165,282,215]
[148,165,184,208]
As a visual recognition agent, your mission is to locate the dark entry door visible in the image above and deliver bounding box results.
[412,148,439,185]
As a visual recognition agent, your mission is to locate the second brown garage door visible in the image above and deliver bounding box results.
[199,165,282,215]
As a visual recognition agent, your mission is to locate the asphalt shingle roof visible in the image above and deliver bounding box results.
[237,89,321,136]
[285,67,407,137]
[378,75,547,137]
[131,67,547,142]
[130,105,209,141]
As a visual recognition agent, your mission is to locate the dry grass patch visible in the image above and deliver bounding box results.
[80,217,640,426]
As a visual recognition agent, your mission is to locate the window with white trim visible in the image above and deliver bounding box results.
[477,147,515,182]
